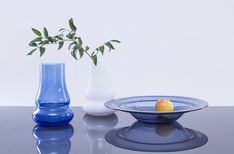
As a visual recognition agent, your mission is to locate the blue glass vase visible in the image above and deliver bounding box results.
[33,63,74,126]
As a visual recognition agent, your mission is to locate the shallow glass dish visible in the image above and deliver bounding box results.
[105,96,208,123]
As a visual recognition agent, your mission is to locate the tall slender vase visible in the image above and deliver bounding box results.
[83,61,115,116]
[33,63,74,126]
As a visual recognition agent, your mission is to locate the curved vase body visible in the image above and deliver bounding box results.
[33,63,74,126]
[83,61,115,116]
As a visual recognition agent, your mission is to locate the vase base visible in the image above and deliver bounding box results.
[83,102,115,116]
[33,107,74,126]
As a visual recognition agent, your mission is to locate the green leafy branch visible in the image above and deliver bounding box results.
[27,18,120,65]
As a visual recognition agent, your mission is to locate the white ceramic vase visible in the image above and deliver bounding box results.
[83,60,115,116]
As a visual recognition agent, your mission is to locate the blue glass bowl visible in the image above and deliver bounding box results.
[105,96,208,123]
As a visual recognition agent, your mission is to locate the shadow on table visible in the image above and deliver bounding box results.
[83,114,118,154]
[105,121,208,152]
[32,124,74,154]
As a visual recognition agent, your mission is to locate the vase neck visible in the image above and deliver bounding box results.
[86,60,115,101]
[36,63,70,105]
[40,63,65,85]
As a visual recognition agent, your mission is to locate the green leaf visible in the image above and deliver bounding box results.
[32,28,42,36]
[70,33,75,38]
[39,47,46,57]
[53,37,58,43]
[58,28,66,32]
[68,42,77,50]
[27,48,37,55]
[71,48,78,60]
[48,37,53,43]
[85,46,90,51]
[29,42,37,47]
[43,27,49,38]
[66,32,75,39]
[77,37,82,45]
[105,42,115,51]
[58,41,64,50]
[99,46,104,55]
[29,37,42,45]
[78,48,84,58]
[69,18,77,31]
[42,40,50,44]
[110,40,121,43]
[55,35,63,40]
[92,55,97,65]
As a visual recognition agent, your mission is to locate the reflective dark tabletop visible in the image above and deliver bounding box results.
[0,107,233,154]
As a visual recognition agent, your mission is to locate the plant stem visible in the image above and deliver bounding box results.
[84,50,92,58]
[63,39,74,42]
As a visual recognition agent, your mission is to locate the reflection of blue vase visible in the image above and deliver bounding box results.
[33,124,74,154]
[33,63,74,126]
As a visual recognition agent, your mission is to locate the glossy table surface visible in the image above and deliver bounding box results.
[0,106,233,154]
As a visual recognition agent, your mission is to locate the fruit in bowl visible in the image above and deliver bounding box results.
[155,99,174,112]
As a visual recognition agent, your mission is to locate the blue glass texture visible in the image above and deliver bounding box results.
[105,121,208,152]
[33,63,74,126]
[33,124,74,154]
[105,96,208,123]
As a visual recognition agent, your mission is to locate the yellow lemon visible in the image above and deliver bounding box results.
[155,99,174,112]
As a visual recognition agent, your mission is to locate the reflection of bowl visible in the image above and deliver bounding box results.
[105,121,208,152]
[105,96,208,123]
[155,123,174,137]
[119,121,194,144]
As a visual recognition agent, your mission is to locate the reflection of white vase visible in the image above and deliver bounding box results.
[83,114,118,154]
[83,61,115,116]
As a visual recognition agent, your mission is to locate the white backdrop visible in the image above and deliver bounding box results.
[0,0,234,106]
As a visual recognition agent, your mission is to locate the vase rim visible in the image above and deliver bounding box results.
[40,63,65,66]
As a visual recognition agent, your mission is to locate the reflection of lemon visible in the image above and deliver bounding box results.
[155,124,173,137]
[155,99,174,112]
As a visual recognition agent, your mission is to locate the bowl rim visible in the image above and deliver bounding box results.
[105,95,209,114]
